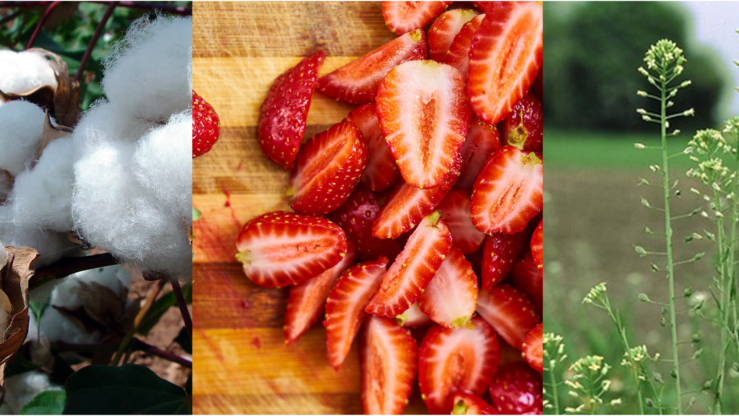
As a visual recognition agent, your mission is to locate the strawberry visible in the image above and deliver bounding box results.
[418,318,501,414]
[396,302,433,328]
[381,1,452,36]
[317,30,426,105]
[488,363,543,415]
[192,90,220,158]
[376,60,472,189]
[481,231,528,290]
[360,315,418,415]
[452,392,498,415]
[418,246,478,328]
[473,2,504,14]
[438,189,485,254]
[512,252,542,315]
[235,212,348,288]
[372,155,461,240]
[284,244,355,344]
[347,104,400,192]
[471,146,543,235]
[477,284,540,350]
[444,13,485,78]
[522,323,542,373]
[428,9,479,62]
[258,51,325,170]
[328,185,402,262]
[500,94,543,153]
[530,219,543,277]
[456,118,501,190]
[468,2,543,124]
[366,212,453,317]
[325,257,389,370]
[531,66,543,99]
[288,120,368,215]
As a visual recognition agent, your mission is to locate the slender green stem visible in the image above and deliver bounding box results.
[603,297,646,414]
[714,189,729,414]
[549,367,560,414]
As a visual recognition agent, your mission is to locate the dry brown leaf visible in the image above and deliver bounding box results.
[0,85,55,114]
[38,111,73,157]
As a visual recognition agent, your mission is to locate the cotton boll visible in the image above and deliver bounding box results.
[0,176,11,201]
[25,311,38,344]
[9,137,75,232]
[0,243,6,266]
[0,206,77,268]
[38,307,101,344]
[0,50,58,94]
[132,111,192,221]
[102,15,192,122]
[0,100,45,175]
[2,371,62,414]
[49,265,135,310]
[70,100,158,156]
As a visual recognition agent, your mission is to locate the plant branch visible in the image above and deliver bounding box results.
[171,279,192,339]
[111,279,166,366]
[90,1,191,15]
[74,1,118,84]
[30,253,119,288]
[26,1,63,49]
[131,338,191,368]
[0,8,22,26]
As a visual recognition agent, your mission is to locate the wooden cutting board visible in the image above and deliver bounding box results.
[192,2,429,414]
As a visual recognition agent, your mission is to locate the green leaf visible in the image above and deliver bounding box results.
[63,364,190,415]
[174,327,192,355]
[21,390,66,415]
[136,284,192,336]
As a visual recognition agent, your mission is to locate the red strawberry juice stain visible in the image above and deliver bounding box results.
[251,337,261,349]
[236,161,243,170]
[223,186,231,207]
[241,299,250,309]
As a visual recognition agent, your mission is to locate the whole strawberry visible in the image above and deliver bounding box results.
[192,90,220,158]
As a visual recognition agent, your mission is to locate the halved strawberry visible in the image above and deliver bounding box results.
[438,189,485,254]
[481,231,528,290]
[366,212,453,317]
[382,1,452,35]
[428,9,479,62]
[288,120,368,215]
[418,246,478,328]
[471,146,543,235]
[522,323,542,373]
[473,1,504,14]
[258,51,325,170]
[418,318,500,414]
[512,252,542,315]
[456,118,501,189]
[192,90,220,158]
[396,302,433,328]
[468,2,543,124]
[444,13,484,78]
[284,244,355,344]
[531,66,543,99]
[452,392,498,415]
[530,219,542,277]
[372,155,461,239]
[347,104,400,192]
[317,30,427,104]
[488,363,543,415]
[236,212,348,288]
[500,94,543,153]
[325,257,389,370]
[477,284,540,350]
[360,315,418,415]
[376,60,472,189]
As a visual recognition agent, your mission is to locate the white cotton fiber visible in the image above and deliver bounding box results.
[70,99,158,155]
[72,140,192,281]
[132,111,192,221]
[0,100,45,175]
[0,50,58,94]
[8,137,75,232]
[49,265,135,310]
[38,306,101,345]
[0,243,6,266]
[102,15,192,122]
[0,206,77,268]
[2,371,62,414]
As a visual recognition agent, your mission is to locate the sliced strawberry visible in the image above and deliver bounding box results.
[477,284,540,350]
[418,246,478,328]
[289,120,368,215]
[381,1,452,35]
[347,104,400,192]
[530,219,542,277]
[366,212,453,317]
[317,30,427,104]
[471,146,543,235]
[396,302,433,328]
[438,189,485,254]
[428,9,479,62]
[488,363,543,415]
[452,392,498,415]
[500,94,543,153]
[192,90,220,158]
[360,315,418,415]
[372,154,461,239]
[531,66,543,99]
[473,1,504,14]
[418,318,500,414]
[284,244,355,344]
[512,252,542,315]
[456,118,501,189]
[376,60,472,189]
[325,257,389,370]
[236,212,348,288]
[468,2,543,124]
[444,13,485,78]
[522,323,542,373]
[258,51,325,170]
[481,231,528,290]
